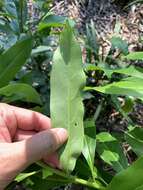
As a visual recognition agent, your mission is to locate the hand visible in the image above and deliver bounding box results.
[0,103,68,189]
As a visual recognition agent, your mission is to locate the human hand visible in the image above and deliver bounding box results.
[0,103,68,189]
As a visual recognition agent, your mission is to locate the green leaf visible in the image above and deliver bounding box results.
[122,97,134,113]
[50,22,86,173]
[113,66,143,79]
[135,185,143,190]
[123,52,143,60]
[15,171,38,182]
[85,65,143,79]
[86,20,99,54]
[106,155,143,190]
[40,14,66,27]
[126,127,143,157]
[83,119,97,179]
[30,175,70,190]
[96,132,128,172]
[0,37,32,87]
[0,83,42,105]
[111,36,128,55]
[42,168,53,179]
[31,46,51,55]
[85,77,143,100]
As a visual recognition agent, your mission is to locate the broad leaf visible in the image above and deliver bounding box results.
[96,132,128,172]
[38,14,75,32]
[126,127,143,157]
[0,83,42,105]
[38,14,66,31]
[106,155,143,190]
[0,37,32,87]
[82,119,96,179]
[50,23,86,173]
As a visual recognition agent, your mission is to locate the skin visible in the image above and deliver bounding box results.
[0,103,68,190]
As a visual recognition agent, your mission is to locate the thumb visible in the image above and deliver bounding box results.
[20,128,68,165]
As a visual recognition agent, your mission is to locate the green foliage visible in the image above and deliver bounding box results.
[106,155,143,190]
[1,1,143,190]
[96,132,128,173]
[111,36,128,55]
[0,37,32,87]
[126,127,143,157]
[0,83,42,104]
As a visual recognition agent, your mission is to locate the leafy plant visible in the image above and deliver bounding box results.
[1,1,143,190]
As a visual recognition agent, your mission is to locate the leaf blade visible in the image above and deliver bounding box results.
[85,78,143,100]
[50,23,86,173]
[96,132,128,173]
[0,37,32,87]
[106,156,143,190]
[0,83,42,105]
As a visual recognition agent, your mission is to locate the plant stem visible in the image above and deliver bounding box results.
[37,161,105,189]
[73,177,105,189]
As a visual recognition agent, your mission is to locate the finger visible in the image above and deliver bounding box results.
[13,128,68,166]
[14,129,36,141]
[0,103,17,141]
[10,105,51,131]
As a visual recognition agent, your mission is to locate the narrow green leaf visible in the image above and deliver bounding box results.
[126,127,143,157]
[85,77,143,100]
[0,83,42,105]
[0,37,32,87]
[124,0,143,8]
[85,65,143,79]
[15,171,38,182]
[96,132,128,172]
[32,46,51,55]
[106,156,143,190]
[50,22,86,173]
[83,119,97,179]
[123,52,143,60]
[113,66,143,79]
